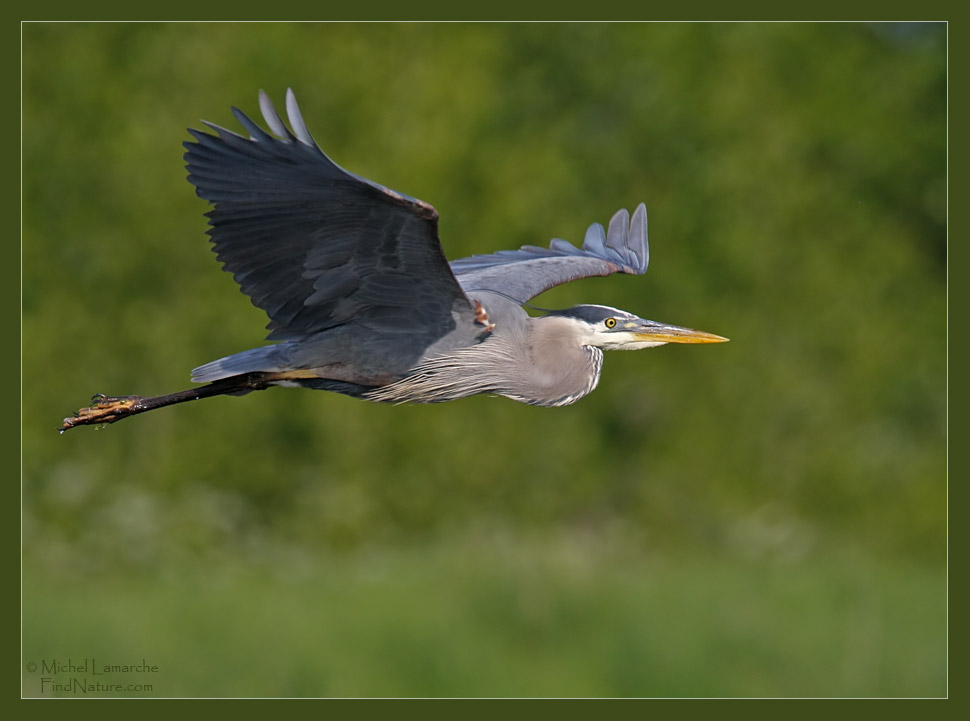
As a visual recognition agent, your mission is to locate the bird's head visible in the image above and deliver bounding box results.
[543,304,729,351]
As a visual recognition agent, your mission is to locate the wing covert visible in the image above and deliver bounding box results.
[451,204,649,303]
[183,88,474,343]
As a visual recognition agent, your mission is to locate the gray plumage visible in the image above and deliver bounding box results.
[60,88,727,432]
[452,203,648,304]
[184,89,726,408]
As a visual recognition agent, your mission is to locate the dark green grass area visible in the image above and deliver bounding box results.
[23,538,945,698]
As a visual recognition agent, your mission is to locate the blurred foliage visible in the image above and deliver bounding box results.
[22,22,945,697]
[23,539,945,697]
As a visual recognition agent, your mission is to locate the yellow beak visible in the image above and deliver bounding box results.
[633,321,729,344]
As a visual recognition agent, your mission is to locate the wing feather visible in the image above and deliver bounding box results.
[183,89,473,344]
[451,204,649,303]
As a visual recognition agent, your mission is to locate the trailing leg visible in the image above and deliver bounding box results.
[58,373,273,433]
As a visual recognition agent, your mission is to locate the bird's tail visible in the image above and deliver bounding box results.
[191,344,293,383]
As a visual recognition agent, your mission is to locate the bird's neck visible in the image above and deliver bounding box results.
[499,317,605,407]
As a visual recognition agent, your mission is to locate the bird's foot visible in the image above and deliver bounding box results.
[59,394,145,433]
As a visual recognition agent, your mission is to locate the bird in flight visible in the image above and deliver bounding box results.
[60,89,727,432]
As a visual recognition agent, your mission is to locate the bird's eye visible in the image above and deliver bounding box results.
[605,318,617,329]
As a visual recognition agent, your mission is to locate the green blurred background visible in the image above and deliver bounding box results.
[22,22,946,697]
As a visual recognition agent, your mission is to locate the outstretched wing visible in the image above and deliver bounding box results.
[184,88,474,343]
[451,204,649,303]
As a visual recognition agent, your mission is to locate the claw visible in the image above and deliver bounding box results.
[59,395,145,433]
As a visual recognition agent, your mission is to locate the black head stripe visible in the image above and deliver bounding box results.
[543,304,628,324]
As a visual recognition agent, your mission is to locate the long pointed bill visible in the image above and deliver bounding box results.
[633,321,729,344]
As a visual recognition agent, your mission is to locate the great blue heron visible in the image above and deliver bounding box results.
[60,89,727,432]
